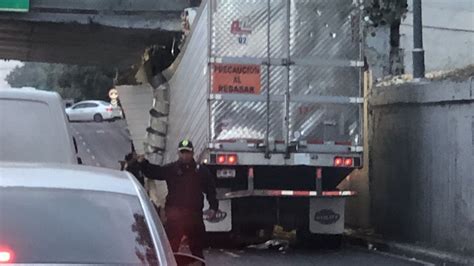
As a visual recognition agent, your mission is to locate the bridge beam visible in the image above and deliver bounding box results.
[0,0,189,66]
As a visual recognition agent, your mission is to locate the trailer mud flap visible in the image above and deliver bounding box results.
[309,198,345,234]
[203,189,232,232]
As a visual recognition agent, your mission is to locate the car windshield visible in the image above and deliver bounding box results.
[0,187,159,265]
[0,99,69,163]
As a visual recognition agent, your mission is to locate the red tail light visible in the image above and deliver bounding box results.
[217,155,226,164]
[334,157,354,167]
[344,158,353,167]
[0,247,13,263]
[216,154,238,165]
[227,154,237,165]
[106,106,113,112]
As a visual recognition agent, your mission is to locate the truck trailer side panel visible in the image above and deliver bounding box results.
[159,0,364,237]
[163,3,211,163]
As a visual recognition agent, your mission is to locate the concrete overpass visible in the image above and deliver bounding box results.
[0,0,193,67]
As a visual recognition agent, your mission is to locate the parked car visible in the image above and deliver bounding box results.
[0,88,79,164]
[65,100,122,122]
[0,162,180,265]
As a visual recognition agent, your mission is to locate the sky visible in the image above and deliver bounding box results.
[0,60,22,88]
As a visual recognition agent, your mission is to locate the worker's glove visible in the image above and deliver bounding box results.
[136,154,146,163]
[121,152,145,170]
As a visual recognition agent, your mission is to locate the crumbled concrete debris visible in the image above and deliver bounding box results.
[429,64,474,82]
[375,64,474,87]
[247,239,290,252]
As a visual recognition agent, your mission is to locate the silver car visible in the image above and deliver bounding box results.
[0,163,179,265]
[65,100,122,122]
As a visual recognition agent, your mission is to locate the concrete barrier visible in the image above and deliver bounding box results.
[369,71,474,254]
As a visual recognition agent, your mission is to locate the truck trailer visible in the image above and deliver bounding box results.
[149,0,365,242]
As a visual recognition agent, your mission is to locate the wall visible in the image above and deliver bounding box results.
[369,75,474,253]
[365,26,392,81]
[401,0,474,73]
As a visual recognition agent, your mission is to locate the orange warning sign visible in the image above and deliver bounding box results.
[212,63,261,94]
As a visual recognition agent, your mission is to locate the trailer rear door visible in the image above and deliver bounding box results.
[209,0,364,154]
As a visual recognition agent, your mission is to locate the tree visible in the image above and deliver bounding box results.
[6,62,116,101]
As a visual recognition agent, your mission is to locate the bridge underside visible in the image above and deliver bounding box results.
[0,19,180,67]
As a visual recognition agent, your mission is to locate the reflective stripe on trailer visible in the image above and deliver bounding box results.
[322,191,356,196]
[222,190,356,199]
[281,190,317,196]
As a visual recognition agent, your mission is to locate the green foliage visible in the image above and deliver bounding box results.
[6,62,115,101]
[364,0,408,26]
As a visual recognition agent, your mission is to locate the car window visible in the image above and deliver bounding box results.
[0,188,160,265]
[0,99,70,163]
[85,103,99,108]
[72,103,87,109]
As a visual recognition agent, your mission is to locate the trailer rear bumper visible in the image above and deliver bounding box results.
[208,192,349,235]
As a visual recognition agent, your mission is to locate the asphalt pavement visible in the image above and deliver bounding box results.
[70,120,431,266]
[205,247,427,266]
[69,120,131,169]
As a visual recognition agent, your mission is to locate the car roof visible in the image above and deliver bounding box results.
[0,88,61,103]
[75,100,107,104]
[0,162,138,196]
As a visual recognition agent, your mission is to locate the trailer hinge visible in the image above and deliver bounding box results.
[350,146,363,152]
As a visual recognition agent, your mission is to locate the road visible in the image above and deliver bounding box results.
[70,120,430,266]
[205,247,426,266]
[70,120,131,169]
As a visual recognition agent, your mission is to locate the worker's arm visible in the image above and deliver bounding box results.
[138,158,167,181]
[201,165,219,211]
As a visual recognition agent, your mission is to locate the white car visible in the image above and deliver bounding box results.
[66,100,122,122]
[0,88,79,164]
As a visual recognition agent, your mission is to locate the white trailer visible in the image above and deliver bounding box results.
[150,0,365,241]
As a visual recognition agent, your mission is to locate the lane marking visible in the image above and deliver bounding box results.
[222,251,240,258]
[78,135,83,140]
[86,148,91,153]
[91,155,96,160]
[82,142,86,146]
[96,130,105,134]
[371,249,435,266]
[96,163,101,167]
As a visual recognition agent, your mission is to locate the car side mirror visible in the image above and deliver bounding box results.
[174,253,205,266]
